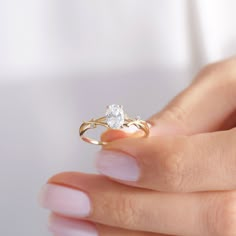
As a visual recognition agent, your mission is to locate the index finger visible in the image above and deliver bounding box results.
[149,58,236,135]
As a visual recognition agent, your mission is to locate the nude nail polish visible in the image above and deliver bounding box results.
[48,214,98,236]
[96,150,140,181]
[39,184,91,217]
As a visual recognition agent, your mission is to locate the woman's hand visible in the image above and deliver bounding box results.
[39,58,236,236]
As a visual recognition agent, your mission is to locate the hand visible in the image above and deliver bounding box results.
[39,58,236,236]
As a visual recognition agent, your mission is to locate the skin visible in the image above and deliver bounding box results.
[41,57,236,236]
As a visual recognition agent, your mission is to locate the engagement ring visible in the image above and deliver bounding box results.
[79,104,150,145]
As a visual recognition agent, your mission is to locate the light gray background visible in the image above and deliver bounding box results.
[1,1,236,235]
[0,70,190,236]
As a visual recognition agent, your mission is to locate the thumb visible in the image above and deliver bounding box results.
[101,128,144,143]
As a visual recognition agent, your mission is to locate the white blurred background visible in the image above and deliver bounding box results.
[0,1,236,235]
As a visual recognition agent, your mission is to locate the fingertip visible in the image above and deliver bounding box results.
[101,129,127,142]
[101,129,141,143]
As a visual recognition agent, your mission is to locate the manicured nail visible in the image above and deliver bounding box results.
[39,184,91,217]
[48,214,98,236]
[95,150,140,181]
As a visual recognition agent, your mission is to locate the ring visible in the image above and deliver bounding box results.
[79,104,150,145]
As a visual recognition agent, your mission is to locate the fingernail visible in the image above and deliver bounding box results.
[39,184,91,217]
[48,214,98,236]
[95,150,140,181]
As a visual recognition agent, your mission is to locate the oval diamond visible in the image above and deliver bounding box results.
[106,104,125,129]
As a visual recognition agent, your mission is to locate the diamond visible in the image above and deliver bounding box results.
[106,104,125,129]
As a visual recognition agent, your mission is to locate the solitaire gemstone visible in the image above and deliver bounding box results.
[106,104,125,129]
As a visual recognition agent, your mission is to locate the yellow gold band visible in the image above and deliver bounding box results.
[79,116,149,145]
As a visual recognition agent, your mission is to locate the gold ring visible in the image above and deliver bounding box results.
[79,104,150,145]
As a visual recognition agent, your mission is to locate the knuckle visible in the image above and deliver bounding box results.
[198,58,236,82]
[198,62,221,79]
[195,58,236,106]
[112,193,141,228]
[207,192,236,236]
[162,105,189,132]
[161,140,186,191]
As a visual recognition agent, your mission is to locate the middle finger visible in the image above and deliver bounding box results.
[96,128,236,192]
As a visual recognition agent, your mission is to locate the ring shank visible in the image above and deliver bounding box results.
[79,117,149,145]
